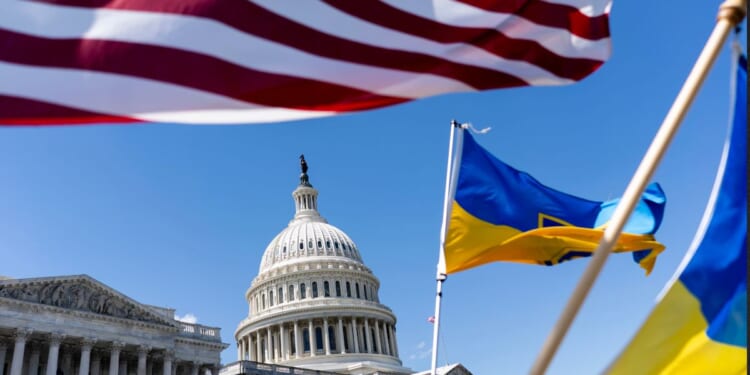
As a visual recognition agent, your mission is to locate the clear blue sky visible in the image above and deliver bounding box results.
[1,2,746,374]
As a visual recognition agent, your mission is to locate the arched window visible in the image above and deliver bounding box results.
[262,293,266,309]
[324,281,330,297]
[326,240,331,249]
[335,281,341,297]
[299,242,304,250]
[269,290,274,306]
[303,329,310,352]
[355,283,361,299]
[308,240,313,249]
[363,285,368,300]
[315,327,324,352]
[346,282,352,297]
[300,283,307,299]
[312,282,319,298]
[328,326,337,352]
[288,285,295,301]
[334,241,339,250]
[278,287,283,304]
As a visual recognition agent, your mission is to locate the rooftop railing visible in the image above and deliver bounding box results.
[178,321,222,342]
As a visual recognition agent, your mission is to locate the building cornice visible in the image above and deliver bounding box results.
[0,296,178,333]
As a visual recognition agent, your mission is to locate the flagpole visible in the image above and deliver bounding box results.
[529,1,747,374]
[430,120,465,375]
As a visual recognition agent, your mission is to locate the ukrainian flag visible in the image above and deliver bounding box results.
[443,131,666,274]
[607,53,747,375]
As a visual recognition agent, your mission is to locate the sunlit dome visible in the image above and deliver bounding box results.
[258,163,364,274]
[236,155,410,375]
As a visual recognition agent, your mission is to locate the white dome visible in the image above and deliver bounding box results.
[236,157,410,375]
[259,220,364,274]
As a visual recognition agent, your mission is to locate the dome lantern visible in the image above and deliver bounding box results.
[290,154,324,224]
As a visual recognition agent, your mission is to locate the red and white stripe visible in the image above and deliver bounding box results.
[0,0,612,125]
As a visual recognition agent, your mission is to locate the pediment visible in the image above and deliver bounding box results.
[0,275,177,327]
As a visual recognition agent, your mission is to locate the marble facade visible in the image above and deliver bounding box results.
[0,275,227,375]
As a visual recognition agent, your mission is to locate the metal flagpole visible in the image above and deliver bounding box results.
[529,1,747,374]
[430,120,466,375]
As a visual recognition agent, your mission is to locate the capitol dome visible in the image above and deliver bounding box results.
[235,156,411,375]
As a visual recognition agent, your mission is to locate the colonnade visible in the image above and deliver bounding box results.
[0,329,216,375]
[237,317,398,363]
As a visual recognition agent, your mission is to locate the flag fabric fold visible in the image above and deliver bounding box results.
[0,0,612,125]
[443,131,666,274]
[607,52,747,375]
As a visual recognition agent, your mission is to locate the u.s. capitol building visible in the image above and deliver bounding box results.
[233,157,411,375]
[0,157,471,375]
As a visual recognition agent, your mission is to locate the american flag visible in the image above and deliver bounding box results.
[0,0,612,125]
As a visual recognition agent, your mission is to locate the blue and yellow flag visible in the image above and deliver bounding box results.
[443,131,666,274]
[607,52,747,375]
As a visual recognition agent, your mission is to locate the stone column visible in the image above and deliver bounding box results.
[248,338,252,361]
[345,322,353,354]
[45,334,63,375]
[246,336,253,362]
[272,331,279,363]
[264,327,271,363]
[382,324,391,356]
[250,333,256,361]
[161,352,172,375]
[254,333,261,363]
[78,339,95,375]
[237,339,243,362]
[322,320,330,355]
[108,343,123,375]
[10,328,31,375]
[279,325,286,361]
[137,346,149,375]
[90,352,101,375]
[375,320,385,354]
[27,343,40,375]
[364,319,372,354]
[0,343,8,375]
[390,326,399,357]
[293,322,300,360]
[307,321,315,357]
[350,319,359,354]
[337,318,345,354]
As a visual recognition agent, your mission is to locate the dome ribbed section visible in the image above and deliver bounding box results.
[259,221,363,274]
